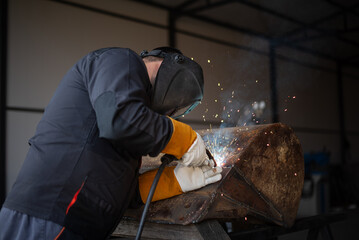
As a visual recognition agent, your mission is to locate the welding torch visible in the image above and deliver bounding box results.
[135,149,216,240]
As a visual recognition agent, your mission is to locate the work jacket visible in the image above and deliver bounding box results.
[4,48,173,239]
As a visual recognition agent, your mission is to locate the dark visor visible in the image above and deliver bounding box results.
[167,101,200,119]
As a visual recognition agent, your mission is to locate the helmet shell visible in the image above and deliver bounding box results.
[142,48,204,118]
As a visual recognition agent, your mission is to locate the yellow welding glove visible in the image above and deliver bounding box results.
[162,118,210,167]
[139,166,182,203]
[139,165,222,203]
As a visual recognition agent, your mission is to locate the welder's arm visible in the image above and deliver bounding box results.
[162,118,213,167]
[86,48,211,162]
[139,165,222,202]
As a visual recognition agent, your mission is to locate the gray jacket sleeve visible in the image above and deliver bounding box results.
[84,48,172,156]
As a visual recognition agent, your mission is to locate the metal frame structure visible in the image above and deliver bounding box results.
[134,0,359,63]
[1,0,359,200]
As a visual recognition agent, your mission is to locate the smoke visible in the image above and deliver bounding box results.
[213,49,271,128]
[199,49,271,165]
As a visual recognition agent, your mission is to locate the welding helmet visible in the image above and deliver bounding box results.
[141,47,204,119]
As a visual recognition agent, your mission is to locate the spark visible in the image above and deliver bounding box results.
[218,83,221,86]
[215,114,218,118]
[204,134,240,167]
[293,96,296,99]
[294,172,297,176]
[208,59,211,63]
[221,88,224,91]
[266,143,270,147]
[256,80,259,83]
[221,120,224,123]
[245,217,248,221]
[228,114,231,118]
[284,109,288,112]
[215,99,218,102]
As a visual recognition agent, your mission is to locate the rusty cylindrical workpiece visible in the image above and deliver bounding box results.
[124,123,304,228]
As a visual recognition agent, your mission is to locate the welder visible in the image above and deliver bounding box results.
[0,47,222,239]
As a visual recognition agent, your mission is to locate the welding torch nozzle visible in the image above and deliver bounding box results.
[206,149,217,167]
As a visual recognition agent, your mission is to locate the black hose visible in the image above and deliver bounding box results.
[135,154,176,240]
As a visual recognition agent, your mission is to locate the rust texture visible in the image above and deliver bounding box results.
[124,123,304,228]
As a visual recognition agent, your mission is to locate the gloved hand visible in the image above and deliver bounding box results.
[139,164,222,202]
[179,133,213,167]
[174,164,223,192]
[161,118,212,167]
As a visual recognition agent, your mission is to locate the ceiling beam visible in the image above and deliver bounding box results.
[174,0,200,11]
[131,0,171,11]
[278,2,359,39]
[233,0,359,49]
[179,11,271,39]
[325,0,359,19]
[132,0,359,66]
[52,0,167,29]
[234,0,309,28]
[280,26,359,45]
[180,0,236,14]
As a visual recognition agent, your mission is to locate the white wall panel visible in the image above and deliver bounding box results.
[8,0,167,109]
[177,33,271,129]
[177,16,269,53]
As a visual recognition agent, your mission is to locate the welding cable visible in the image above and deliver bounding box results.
[135,154,177,240]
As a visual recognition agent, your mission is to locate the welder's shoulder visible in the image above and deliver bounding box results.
[86,48,142,65]
[125,48,146,65]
